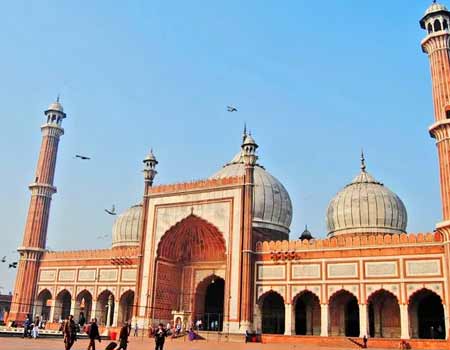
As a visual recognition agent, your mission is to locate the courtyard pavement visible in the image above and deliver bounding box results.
[0,336,429,350]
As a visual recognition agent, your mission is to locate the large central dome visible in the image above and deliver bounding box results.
[211,146,292,237]
[326,156,407,237]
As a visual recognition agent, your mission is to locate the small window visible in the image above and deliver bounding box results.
[444,19,448,30]
[434,19,442,31]
[428,23,433,33]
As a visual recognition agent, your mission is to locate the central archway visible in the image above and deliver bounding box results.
[194,276,225,331]
[154,214,227,324]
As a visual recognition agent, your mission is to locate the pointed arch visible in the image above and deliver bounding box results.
[193,274,225,331]
[54,289,72,322]
[408,288,445,339]
[329,289,359,336]
[257,290,285,334]
[96,290,115,326]
[157,214,226,262]
[75,289,93,325]
[293,290,321,335]
[35,289,52,321]
[367,289,400,338]
[118,290,135,326]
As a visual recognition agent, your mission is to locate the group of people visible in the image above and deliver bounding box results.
[22,315,44,339]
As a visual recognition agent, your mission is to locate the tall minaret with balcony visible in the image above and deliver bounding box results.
[9,98,66,322]
[420,2,450,224]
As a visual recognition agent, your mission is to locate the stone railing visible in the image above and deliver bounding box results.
[41,246,139,260]
[149,176,244,194]
[255,232,442,253]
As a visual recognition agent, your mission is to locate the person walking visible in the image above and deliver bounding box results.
[117,322,130,350]
[87,318,101,350]
[154,323,167,350]
[63,315,77,350]
[133,322,139,336]
[22,315,30,338]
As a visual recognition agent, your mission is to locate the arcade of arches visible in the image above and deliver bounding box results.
[34,288,135,327]
[153,215,227,326]
[257,288,446,339]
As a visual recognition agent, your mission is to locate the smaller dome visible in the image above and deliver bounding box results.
[112,204,142,248]
[299,225,313,240]
[326,155,407,237]
[424,2,448,16]
[47,100,64,113]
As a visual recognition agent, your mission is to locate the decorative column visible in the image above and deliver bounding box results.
[106,295,113,327]
[320,304,329,337]
[284,304,292,335]
[9,99,66,323]
[113,303,119,327]
[134,150,158,323]
[49,300,56,323]
[359,303,368,338]
[91,300,97,322]
[444,304,449,340]
[239,133,258,331]
[400,304,410,339]
[70,299,76,318]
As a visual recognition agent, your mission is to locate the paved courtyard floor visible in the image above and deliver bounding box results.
[0,337,415,350]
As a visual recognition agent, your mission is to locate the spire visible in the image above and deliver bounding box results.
[242,123,247,143]
[360,149,366,172]
[56,94,60,103]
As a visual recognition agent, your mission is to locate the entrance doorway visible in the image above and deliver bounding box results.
[203,278,224,331]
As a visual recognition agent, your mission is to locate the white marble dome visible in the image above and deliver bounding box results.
[326,160,407,237]
[211,150,292,235]
[112,204,142,248]
[424,2,448,16]
[47,100,64,113]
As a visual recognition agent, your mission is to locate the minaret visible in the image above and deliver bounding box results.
[134,149,158,325]
[420,2,450,222]
[9,98,66,322]
[240,132,257,331]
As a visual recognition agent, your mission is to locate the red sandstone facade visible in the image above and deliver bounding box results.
[7,3,450,347]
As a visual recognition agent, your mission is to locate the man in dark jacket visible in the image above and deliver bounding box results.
[87,318,101,350]
[117,322,130,350]
[63,315,77,350]
[154,323,167,350]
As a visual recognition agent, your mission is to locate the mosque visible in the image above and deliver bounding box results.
[7,2,450,345]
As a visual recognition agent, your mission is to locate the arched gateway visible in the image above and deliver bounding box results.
[153,214,227,327]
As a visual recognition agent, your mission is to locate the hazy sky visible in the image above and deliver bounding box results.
[0,1,441,291]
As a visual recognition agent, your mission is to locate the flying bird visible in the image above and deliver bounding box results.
[96,234,109,240]
[227,105,238,112]
[8,262,17,269]
[1,256,6,263]
[105,205,116,216]
[75,154,91,160]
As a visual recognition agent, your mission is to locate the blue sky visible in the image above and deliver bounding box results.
[0,1,441,291]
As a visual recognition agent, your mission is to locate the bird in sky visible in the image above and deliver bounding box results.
[96,234,109,240]
[8,262,17,269]
[105,205,116,216]
[1,256,6,263]
[75,154,91,160]
[227,105,238,112]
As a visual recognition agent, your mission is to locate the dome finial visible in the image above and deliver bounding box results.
[242,123,247,143]
[56,94,60,103]
[360,149,366,172]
